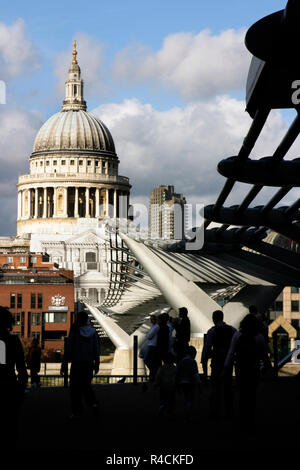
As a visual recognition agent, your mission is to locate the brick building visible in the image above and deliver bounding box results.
[0,252,55,270]
[0,254,74,360]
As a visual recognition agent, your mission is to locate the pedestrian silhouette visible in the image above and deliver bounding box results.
[224,313,271,432]
[143,314,160,383]
[156,314,170,364]
[176,345,200,421]
[154,352,177,417]
[0,306,28,447]
[165,313,174,353]
[27,337,42,390]
[173,307,191,362]
[249,304,269,345]
[61,310,100,418]
[201,310,236,419]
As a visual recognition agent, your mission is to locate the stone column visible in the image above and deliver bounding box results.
[119,191,125,219]
[85,187,90,217]
[113,188,117,218]
[74,187,79,217]
[43,188,47,218]
[95,188,100,217]
[28,189,31,219]
[64,187,68,216]
[17,191,21,220]
[106,188,109,217]
[34,188,38,218]
[53,187,57,217]
[126,191,130,217]
[22,190,25,219]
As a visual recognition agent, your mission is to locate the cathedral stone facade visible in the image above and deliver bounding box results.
[17,41,130,237]
[10,42,131,304]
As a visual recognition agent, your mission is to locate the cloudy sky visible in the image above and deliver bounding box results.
[0,0,297,235]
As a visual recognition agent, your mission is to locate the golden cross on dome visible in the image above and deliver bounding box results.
[72,40,77,64]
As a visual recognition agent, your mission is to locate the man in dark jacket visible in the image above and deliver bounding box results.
[61,310,100,418]
[27,337,41,389]
[156,313,170,363]
[201,310,236,419]
[174,307,191,362]
[249,304,269,345]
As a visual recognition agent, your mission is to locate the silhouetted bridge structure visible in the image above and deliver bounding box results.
[86,1,300,370]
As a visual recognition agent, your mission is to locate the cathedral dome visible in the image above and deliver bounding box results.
[17,40,131,239]
[32,110,116,155]
[31,40,116,158]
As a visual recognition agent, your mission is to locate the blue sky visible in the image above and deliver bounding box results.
[2,0,287,112]
[1,0,298,235]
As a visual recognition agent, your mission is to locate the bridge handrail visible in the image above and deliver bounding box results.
[277,344,300,370]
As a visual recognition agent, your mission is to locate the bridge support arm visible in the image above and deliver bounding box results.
[121,234,218,334]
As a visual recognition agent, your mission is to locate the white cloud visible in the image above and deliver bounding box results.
[91,97,294,216]
[113,29,251,100]
[54,33,108,97]
[0,19,40,80]
[0,108,43,235]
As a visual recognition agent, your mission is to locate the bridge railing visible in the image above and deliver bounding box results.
[277,346,300,371]
[27,374,148,388]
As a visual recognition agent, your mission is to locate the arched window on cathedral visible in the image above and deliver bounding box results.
[85,252,97,270]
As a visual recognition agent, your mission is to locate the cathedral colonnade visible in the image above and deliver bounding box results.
[17,185,130,220]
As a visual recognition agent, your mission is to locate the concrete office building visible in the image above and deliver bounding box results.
[149,185,186,240]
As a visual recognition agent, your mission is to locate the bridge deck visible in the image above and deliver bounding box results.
[14,377,300,456]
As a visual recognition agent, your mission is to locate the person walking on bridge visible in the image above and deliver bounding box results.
[201,310,236,419]
[224,313,271,432]
[143,314,160,383]
[0,307,28,448]
[174,307,191,362]
[27,337,41,390]
[61,310,100,419]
